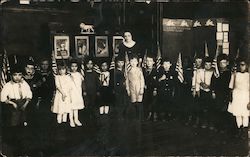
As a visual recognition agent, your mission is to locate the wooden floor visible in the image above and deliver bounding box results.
[1,109,249,156]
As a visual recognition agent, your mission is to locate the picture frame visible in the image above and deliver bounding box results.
[75,36,89,57]
[95,36,109,57]
[54,35,70,59]
[113,36,124,56]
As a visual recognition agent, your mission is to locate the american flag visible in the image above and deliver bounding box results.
[213,45,220,78]
[93,64,101,74]
[109,56,115,71]
[142,49,147,68]
[175,53,184,83]
[124,51,131,78]
[232,48,240,72]
[51,52,58,75]
[156,42,162,70]
[0,51,10,91]
[80,57,85,77]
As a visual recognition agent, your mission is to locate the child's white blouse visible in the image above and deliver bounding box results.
[0,80,32,102]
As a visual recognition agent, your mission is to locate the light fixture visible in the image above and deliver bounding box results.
[145,0,150,4]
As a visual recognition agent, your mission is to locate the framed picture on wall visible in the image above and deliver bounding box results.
[113,36,124,56]
[95,36,109,57]
[75,36,89,57]
[54,35,70,59]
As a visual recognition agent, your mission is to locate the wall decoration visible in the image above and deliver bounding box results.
[75,36,89,57]
[54,35,70,59]
[80,23,95,34]
[95,36,109,57]
[112,36,124,56]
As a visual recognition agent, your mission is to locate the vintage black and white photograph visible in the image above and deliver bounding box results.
[0,1,249,157]
[54,35,70,59]
[95,36,109,57]
[75,36,89,57]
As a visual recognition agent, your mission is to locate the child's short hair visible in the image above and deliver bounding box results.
[162,57,171,64]
[85,56,94,64]
[57,61,67,70]
[236,57,247,64]
[70,58,78,64]
[130,54,139,60]
[204,57,213,63]
[100,59,109,66]
[115,55,124,62]
[146,53,155,61]
[70,59,79,66]
[217,54,229,62]
[10,65,23,74]
[25,60,35,67]
[40,58,50,63]
[195,54,203,60]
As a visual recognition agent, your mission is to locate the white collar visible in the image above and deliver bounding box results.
[123,41,136,48]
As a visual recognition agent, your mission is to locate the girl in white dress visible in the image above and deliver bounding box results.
[70,60,85,126]
[51,64,75,127]
[228,59,249,136]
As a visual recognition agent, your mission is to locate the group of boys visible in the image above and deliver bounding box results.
[113,53,236,136]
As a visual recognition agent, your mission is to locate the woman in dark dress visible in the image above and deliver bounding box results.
[118,31,142,61]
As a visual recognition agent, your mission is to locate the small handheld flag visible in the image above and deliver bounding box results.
[175,53,184,83]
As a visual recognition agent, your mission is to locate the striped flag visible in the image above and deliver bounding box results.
[0,51,10,91]
[213,45,220,78]
[51,52,58,75]
[124,51,131,78]
[3,50,10,75]
[0,65,6,91]
[80,57,85,77]
[109,56,115,71]
[215,44,220,59]
[93,64,101,74]
[232,48,240,72]
[156,42,162,70]
[175,53,184,83]
[205,41,209,57]
[142,49,147,68]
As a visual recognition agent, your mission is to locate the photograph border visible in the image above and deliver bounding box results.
[75,35,89,57]
[54,35,70,59]
[95,36,109,57]
[112,36,124,56]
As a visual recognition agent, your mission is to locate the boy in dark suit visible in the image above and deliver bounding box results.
[82,57,100,121]
[143,54,158,121]
[23,60,43,127]
[211,54,232,133]
[112,56,127,120]
[156,58,176,121]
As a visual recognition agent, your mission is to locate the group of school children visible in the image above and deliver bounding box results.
[1,52,249,141]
